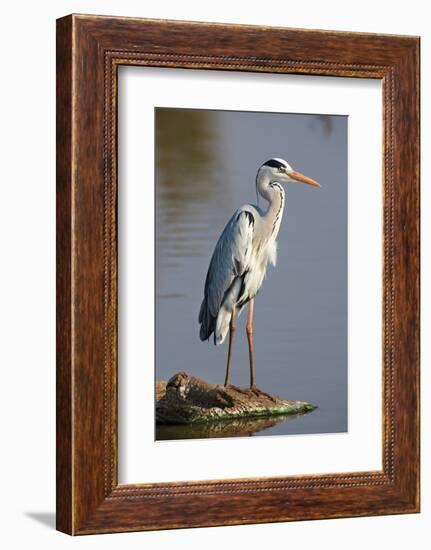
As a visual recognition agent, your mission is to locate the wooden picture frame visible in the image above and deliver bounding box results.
[56,14,420,535]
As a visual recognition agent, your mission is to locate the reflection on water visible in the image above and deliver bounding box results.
[310,115,334,135]
[156,410,316,441]
[155,108,348,440]
[156,109,229,269]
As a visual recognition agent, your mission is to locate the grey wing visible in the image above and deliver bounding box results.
[199,208,255,343]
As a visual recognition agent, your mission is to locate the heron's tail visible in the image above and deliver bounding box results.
[214,306,231,345]
[198,298,216,342]
[199,278,242,345]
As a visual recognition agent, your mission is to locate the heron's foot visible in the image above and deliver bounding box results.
[250,385,278,403]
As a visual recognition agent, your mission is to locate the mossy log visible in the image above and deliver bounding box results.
[156,371,316,425]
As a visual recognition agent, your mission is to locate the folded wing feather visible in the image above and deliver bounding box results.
[199,208,255,344]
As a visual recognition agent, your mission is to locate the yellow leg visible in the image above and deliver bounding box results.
[246,299,256,389]
[224,308,237,386]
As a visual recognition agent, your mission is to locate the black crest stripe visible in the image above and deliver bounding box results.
[263,159,285,169]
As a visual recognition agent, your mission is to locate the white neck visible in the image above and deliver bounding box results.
[256,171,286,238]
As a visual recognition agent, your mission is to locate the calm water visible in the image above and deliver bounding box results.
[155,108,347,439]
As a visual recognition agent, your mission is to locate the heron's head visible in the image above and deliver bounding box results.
[259,158,320,188]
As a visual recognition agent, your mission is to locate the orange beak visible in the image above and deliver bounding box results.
[289,170,321,188]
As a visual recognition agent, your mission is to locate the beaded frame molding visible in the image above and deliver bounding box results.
[56,14,420,535]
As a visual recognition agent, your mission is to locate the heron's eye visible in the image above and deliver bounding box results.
[278,167,284,172]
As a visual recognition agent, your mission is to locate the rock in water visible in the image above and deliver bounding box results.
[156,371,316,425]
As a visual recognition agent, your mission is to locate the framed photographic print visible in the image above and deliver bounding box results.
[56,14,420,535]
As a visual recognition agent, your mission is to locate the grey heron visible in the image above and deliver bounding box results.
[198,158,320,388]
